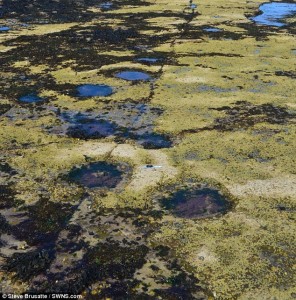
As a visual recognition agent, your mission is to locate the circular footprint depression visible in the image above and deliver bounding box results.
[68,162,129,189]
[77,84,114,97]
[115,70,151,81]
[161,188,231,219]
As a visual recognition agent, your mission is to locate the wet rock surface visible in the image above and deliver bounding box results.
[135,57,162,64]
[0,184,18,210]
[0,193,75,283]
[4,249,55,281]
[1,0,104,23]
[211,101,296,131]
[275,70,296,79]
[93,27,139,44]
[0,188,207,298]
[48,102,173,149]
[66,119,117,139]
[136,133,173,149]
[0,103,12,115]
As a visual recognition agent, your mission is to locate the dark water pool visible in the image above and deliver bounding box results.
[77,84,113,97]
[136,57,160,64]
[67,119,117,139]
[251,2,296,27]
[100,2,113,10]
[115,71,151,81]
[161,188,230,219]
[68,162,125,189]
[67,119,116,139]
[50,103,173,148]
[18,94,44,103]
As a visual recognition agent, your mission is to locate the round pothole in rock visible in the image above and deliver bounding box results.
[115,70,151,81]
[68,162,129,189]
[18,94,44,103]
[251,2,296,27]
[77,84,113,97]
[161,188,231,219]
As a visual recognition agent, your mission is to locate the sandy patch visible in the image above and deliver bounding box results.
[228,176,296,198]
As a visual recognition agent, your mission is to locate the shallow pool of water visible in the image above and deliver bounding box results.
[203,27,222,32]
[136,57,160,64]
[0,26,10,31]
[50,104,173,148]
[115,71,151,81]
[18,94,44,103]
[100,2,113,10]
[251,2,296,27]
[67,119,117,139]
[77,84,113,97]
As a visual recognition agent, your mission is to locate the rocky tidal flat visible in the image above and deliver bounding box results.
[0,0,295,299]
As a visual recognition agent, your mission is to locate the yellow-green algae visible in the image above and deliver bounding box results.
[0,0,295,298]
